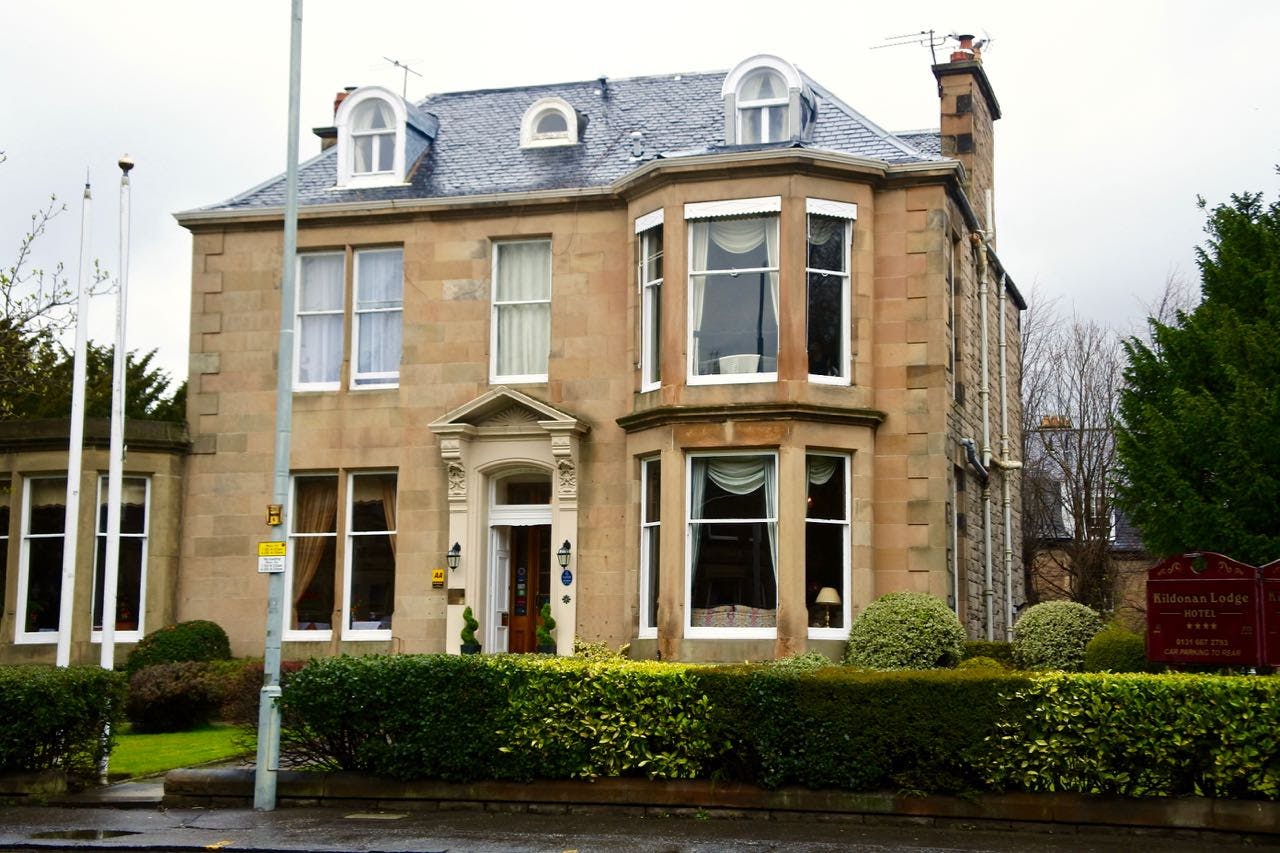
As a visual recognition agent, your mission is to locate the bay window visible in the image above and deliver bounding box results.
[91,476,148,640]
[16,476,65,641]
[637,214,663,391]
[346,471,397,638]
[686,199,780,383]
[806,200,855,383]
[286,474,338,636]
[805,454,850,638]
[687,453,777,637]
[639,457,661,638]
[492,240,551,382]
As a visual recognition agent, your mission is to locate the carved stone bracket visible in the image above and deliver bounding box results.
[549,432,577,500]
[438,436,468,504]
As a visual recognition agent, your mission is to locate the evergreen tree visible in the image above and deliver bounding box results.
[1116,186,1280,563]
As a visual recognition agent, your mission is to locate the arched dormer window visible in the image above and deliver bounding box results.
[335,86,408,188]
[520,97,579,148]
[721,55,812,146]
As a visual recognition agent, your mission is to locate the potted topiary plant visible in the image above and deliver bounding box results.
[536,602,556,654]
[460,606,481,654]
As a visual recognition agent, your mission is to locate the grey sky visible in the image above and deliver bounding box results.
[3,0,1277,382]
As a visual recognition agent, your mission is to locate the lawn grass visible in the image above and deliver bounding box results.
[109,723,251,779]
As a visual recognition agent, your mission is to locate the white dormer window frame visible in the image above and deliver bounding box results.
[721,55,807,146]
[520,98,579,148]
[335,86,408,188]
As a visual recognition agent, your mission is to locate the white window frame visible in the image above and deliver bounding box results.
[14,475,65,645]
[350,247,403,390]
[0,479,9,622]
[685,450,778,640]
[519,97,578,148]
[806,453,851,640]
[637,212,664,393]
[805,199,856,386]
[335,87,408,188]
[90,475,149,645]
[685,198,781,387]
[736,68,790,144]
[342,470,397,642]
[638,457,661,639]
[284,473,338,642]
[294,251,346,392]
[490,239,552,384]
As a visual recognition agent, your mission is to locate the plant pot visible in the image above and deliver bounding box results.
[536,643,556,655]
[460,642,482,655]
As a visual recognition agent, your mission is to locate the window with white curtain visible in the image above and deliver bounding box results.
[296,253,345,389]
[352,248,403,387]
[16,476,66,642]
[492,240,552,382]
[805,454,850,639]
[350,98,396,175]
[639,457,661,638]
[639,224,663,391]
[737,68,789,144]
[91,476,149,641]
[687,214,779,382]
[686,453,777,638]
[286,474,338,638]
[806,211,851,382]
[346,471,397,639]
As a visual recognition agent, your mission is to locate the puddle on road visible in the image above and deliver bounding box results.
[30,829,141,840]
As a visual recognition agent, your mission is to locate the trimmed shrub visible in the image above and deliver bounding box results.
[1085,626,1159,673]
[696,665,1031,792]
[957,655,1006,671]
[279,654,723,782]
[1012,601,1103,671]
[126,662,224,733]
[843,591,965,670]
[963,640,1016,667]
[217,659,307,726]
[125,620,231,675]
[767,650,836,673]
[0,665,125,775]
[984,672,1280,799]
[536,603,556,650]
[572,639,630,660]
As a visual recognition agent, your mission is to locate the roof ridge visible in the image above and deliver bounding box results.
[801,72,937,160]
[416,69,726,105]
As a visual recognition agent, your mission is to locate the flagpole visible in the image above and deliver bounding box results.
[54,176,93,668]
[100,156,134,672]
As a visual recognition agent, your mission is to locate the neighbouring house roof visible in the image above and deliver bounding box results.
[198,69,945,213]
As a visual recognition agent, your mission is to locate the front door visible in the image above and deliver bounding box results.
[506,525,550,653]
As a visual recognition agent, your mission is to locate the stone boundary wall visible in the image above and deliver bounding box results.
[164,768,1279,840]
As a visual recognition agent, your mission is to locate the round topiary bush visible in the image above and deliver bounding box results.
[956,655,1006,671]
[125,620,231,675]
[1084,625,1159,673]
[1012,601,1103,671]
[843,591,965,670]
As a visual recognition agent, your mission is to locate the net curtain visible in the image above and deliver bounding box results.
[298,255,344,384]
[495,242,551,376]
[689,217,779,368]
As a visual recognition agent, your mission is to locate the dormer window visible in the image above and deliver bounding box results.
[737,68,788,143]
[335,86,408,188]
[721,55,813,146]
[520,98,578,148]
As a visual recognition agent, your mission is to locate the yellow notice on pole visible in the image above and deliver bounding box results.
[258,541,286,573]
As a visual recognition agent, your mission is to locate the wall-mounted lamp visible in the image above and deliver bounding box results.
[446,542,461,572]
[557,540,572,569]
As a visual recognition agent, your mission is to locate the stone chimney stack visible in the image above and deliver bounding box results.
[314,87,358,152]
[933,35,1001,235]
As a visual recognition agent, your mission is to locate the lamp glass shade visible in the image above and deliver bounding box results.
[814,586,841,606]
[557,540,572,568]
[446,542,461,570]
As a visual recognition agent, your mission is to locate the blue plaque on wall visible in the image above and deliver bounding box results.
[561,569,573,586]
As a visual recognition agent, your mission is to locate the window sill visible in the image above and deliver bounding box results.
[294,383,340,394]
[342,628,393,641]
[349,382,400,392]
[14,631,59,645]
[808,374,851,387]
[284,629,334,643]
[684,626,777,640]
[687,372,778,386]
[90,631,143,644]
[491,374,549,385]
[807,627,850,641]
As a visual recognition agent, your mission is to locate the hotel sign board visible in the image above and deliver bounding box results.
[1261,560,1280,667]
[1147,552,1261,666]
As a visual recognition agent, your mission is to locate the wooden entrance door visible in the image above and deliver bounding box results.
[507,525,550,653]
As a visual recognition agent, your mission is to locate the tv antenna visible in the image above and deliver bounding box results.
[873,29,949,64]
[383,56,423,98]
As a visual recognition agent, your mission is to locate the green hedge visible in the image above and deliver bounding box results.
[984,673,1280,799]
[0,665,125,775]
[125,620,231,675]
[126,662,225,733]
[278,655,1280,800]
[963,640,1015,666]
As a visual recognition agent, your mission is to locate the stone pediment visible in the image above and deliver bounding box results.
[429,386,589,437]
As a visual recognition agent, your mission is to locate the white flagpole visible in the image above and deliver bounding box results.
[54,177,93,668]
[100,157,134,671]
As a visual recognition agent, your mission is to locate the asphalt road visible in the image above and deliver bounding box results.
[0,806,1274,852]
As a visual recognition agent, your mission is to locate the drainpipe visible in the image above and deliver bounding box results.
[995,272,1018,638]
[972,234,994,641]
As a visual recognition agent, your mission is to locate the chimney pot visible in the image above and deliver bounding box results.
[334,86,357,117]
[951,33,976,62]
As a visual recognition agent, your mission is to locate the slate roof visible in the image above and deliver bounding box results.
[201,68,947,213]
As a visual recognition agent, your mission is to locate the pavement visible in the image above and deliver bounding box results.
[3,801,1278,852]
